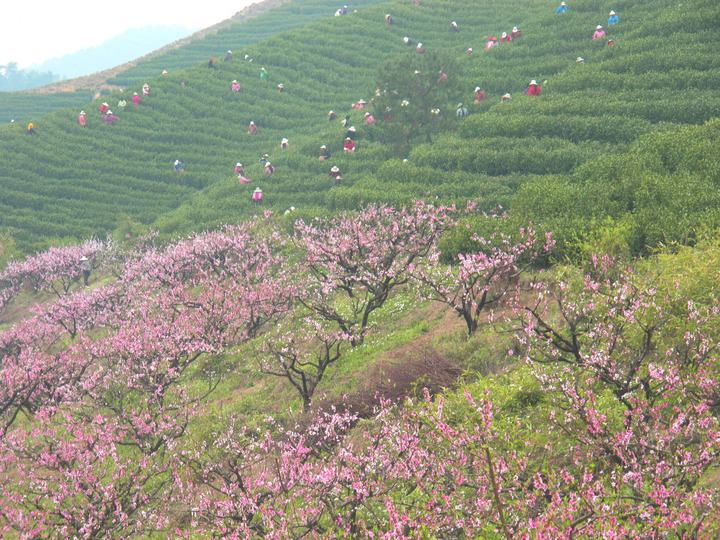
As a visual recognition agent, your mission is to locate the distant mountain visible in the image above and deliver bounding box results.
[29,25,197,81]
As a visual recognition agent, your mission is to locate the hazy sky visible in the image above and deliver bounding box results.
[0,0,257,68]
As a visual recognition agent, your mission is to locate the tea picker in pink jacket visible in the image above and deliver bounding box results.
[104,111,119,125]
[593,25,606,40]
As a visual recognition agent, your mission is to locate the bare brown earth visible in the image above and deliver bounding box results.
[22,0,292,96]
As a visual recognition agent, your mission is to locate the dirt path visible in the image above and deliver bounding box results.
[22,0,291,96]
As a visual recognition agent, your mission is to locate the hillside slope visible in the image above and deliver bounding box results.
[1,0,718,254]
[0,0,386,124]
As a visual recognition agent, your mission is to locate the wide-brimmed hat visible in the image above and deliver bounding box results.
[609,10,615,15]
[502,32,507,37]
[358,99,366,104]
[237,162,242,167]
[345,137,352,141]
[254,187,262,192]
[227,50,232,53]
[102,102,108,106]
[80,256,88,261]
[265,162,272,167]
[417,42,423,47]
[597,25,603,29]
[349,126,356,131]
[249,121,255,125]
[79,111,85,115]
[331,166,340,172]
[133,92,138,95]
[107,110,113,115]
[512,26,519,32]
[577,57,584,62]
[561,1,566,6]
[529,80,538,85]
[457,103,463,107]
[277,83,284,88]
[174,160,180,165]
[503,93,511,98]
[232,79,237,83]
[474,87,481,92]
[281,138,288,143]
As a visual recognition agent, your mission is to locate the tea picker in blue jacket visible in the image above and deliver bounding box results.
[608,10,619,25]
[556,2,567,14]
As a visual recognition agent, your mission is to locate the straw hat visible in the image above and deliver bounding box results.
[610,10,615,15]
[281,138,288,143]
[79,111,85,115]
[80,256,89,261]
[107,110,113,115]
[321,145,327,149]
[513,26,519,32]
[597,25,603,29]
[358,99,366,104]
[577,57,584,62]
[503,93,511,99]
[249,121,255,125]
[254,187,262,192]
[474,87,481,92]
[561,1,566,6]
[345,137,352,141]
[331,166,340,172]
[232,79,238,83]
[102,102,108,106]
[237,162,242,167]
[502,32,507,38]
[174,160,180,165]
[529,80,538,85]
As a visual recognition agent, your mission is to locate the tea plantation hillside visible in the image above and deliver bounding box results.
[1,0,719,253]
[0,0,388,124]
[0,90,94,125]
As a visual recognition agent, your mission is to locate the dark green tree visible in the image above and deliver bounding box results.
[371,51,462,145]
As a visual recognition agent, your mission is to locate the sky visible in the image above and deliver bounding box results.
[0,0,257,69]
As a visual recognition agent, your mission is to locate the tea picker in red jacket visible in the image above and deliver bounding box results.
[525,80,541,96]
